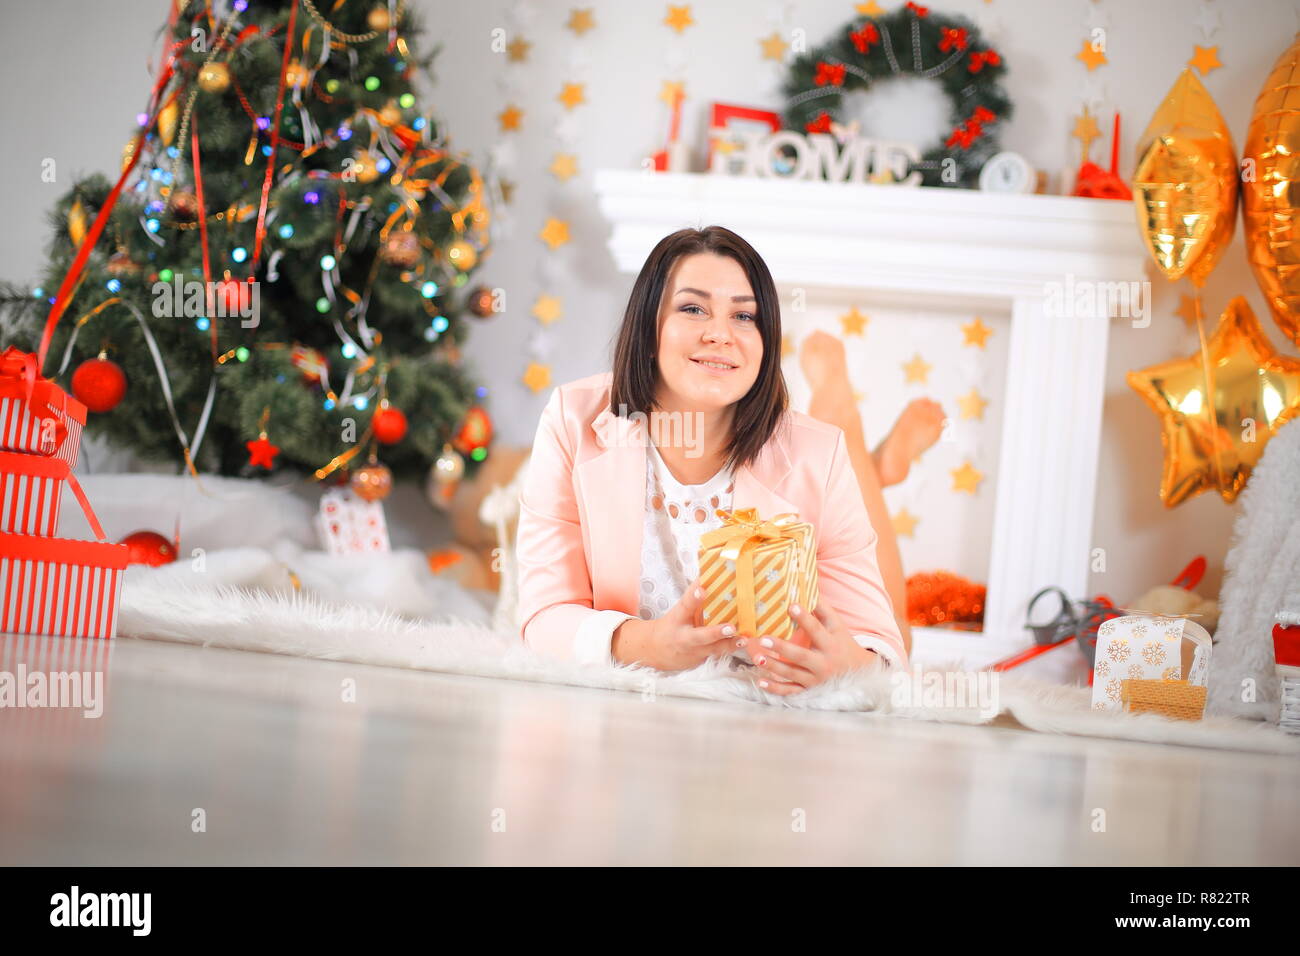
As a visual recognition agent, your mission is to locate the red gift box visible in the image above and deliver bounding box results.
[0,347,85,468]
[0,465,128,640]
[1273,623,1300,676]
[0,450,69,537]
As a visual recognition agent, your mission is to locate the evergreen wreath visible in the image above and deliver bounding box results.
[780,2,1012,188]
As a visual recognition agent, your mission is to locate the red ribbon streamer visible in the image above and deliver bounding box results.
[251,0,299,273]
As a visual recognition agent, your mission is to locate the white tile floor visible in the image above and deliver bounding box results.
[0,632,1296,865]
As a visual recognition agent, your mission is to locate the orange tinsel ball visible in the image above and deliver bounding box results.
[905,571,986,628]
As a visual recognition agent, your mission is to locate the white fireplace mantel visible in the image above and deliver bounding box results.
[593,169,1150,668]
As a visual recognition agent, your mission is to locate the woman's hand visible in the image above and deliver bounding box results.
[611,577,739,672]
[740,601,881,696]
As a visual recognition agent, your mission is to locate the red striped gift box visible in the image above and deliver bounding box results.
[0,347,86,468]
[0,450,69,537]
[0,534,128,639]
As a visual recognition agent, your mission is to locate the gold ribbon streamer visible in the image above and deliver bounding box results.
[699,508,803,637]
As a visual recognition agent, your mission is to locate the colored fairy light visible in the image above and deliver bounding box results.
[315,297,330,313]
[376,157,391,174]
[235,347,250,362]
[261,144,273,156]
[320,254,336,271]
[341,343,357,358]
[303,190,320,205]
[106,279,121,293]
[146,200,164,214]
[233,0,248,11]
[255,116,270,130]
[423,327,437,341]
[471,447,487,462]
[166,146,179,159]
[412,117,426,130]
[420,282,437,298]
[231,246,248,263]
[354,396,369,410]
[453,273,467,286]
[387,202,398,213]
[326,79,341,94]
[145,218,161,233]
[337,124,352,140]
[324,398,336,410]
[432,315,449,332]
[399,93,415,108]
[160,171,173,185]
[32,287,43,298]
[150,168,163,181]
[364,76,381,91]
[196,317,210,331]
[158,268,174,281]
[475,385,488,398]
[136,113,149,127]
[278,223,294,239]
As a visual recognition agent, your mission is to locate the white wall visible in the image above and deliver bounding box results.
[4,0,1298,603]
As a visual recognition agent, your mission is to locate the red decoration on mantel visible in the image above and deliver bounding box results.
[849,24,879,53]
[968,49,1001,73]
[1073,112,1134,200]
[814,62,846,87]
[805,110,833,134]
[939,27,968,52]
[905,2,929,18]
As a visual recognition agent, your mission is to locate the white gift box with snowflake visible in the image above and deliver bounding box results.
[315,487,390,555]
[1090,614,1212,711]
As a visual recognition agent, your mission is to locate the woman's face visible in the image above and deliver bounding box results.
[654,252,764,414]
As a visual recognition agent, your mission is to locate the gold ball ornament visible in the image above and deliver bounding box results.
[197,61,232,94]
[284,59,310,90]
[121,139,137,172]
[446,240,477,271]
[1132,69,1237,287]
[158,97,180,146]
[1243,33,1300,347]
[169,189,198,220]
[67,198,89,249]
[379,101,402,126]
[350,461,393,502]
[467,285,495,317]
[435,443,465,484]
[367,6,392,31]
[380,230,421,268]
[351,151,381,184]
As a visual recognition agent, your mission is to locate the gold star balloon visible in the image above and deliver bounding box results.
[1132,69,1237,288]
[1243,32,1300,348]
[1127,296,1300,507]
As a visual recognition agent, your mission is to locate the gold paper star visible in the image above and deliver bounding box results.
[1188,45,1221,75]
[566,8,595,35]
[760,31,788,62]
[1127,296,1300,506]
[855,1,884,15]
[839,306,868,337]
[902,354,932,384]
[951,461,984,494]
[523,362,552,393]
[891,508,919,538]
[962,317,993,348]
[659,80,685,106]
[539,217,570,249]
[558,83,586,110]
[532,294,563,325]
[1072,107,1101,159]
[957,388,989,421]
[664,5,695,33]
[506,37,531,63]
[1175,294,1200,327]
[498,104,523,132]
[1076,38,1107,71]
[549,153,579,181]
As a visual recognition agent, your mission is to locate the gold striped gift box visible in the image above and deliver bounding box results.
[698,508,818,641]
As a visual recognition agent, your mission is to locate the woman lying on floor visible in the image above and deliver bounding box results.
[515,225,940,694]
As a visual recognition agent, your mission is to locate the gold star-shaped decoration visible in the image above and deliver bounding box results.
[1072,107,1101,160]
[664,4,695,33]
[523,362,552,393]
[498,178,515,204]
[1076,38,1108,71]
[549,153,579,181]
[558,82,586,110]
[1188,45,1222,75]
[891,508,919,538]
[1175,294,1200,327]
[532,294,563,325]
[957,388,989,421]
[951,461,984,495]
[759,31,788,62]
[566,8,595,35]
[498,104,523,132]
[539,217,570,250]
[1127,296,1300,507]
[659,79,685,106]
[780,336,795,359]
[869,167,895,184]
[962,317,993,348]
[855,1,884,15]
[507,36,531,63]
[839,306,868,337]
[902,353,932,384]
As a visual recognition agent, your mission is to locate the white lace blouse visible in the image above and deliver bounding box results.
[581,442,902,671]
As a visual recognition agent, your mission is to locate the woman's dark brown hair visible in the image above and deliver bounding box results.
[609,225,788,471]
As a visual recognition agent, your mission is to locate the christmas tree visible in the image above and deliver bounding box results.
[3,0,493,482]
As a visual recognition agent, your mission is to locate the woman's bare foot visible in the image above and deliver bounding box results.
[800,330,858,429]
[873,398,946,487]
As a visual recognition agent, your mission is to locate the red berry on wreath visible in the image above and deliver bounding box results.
[372,403,408,444]
[71,353,127,413]
[119,530,177,566]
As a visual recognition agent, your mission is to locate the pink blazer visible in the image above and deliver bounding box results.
[515,371,907,668]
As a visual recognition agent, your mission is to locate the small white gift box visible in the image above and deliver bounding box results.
[1090,614,1212,711]
[315,487,390,555]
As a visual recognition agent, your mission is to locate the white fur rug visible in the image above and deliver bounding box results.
[116,571,1300,756]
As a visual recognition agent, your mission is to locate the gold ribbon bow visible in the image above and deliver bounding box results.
[699,508,803,637]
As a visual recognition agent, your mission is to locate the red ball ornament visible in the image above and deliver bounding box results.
[119,530,177,567]
[71,355,127,413]
[452,405,492,454]
[372,404,408,444]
